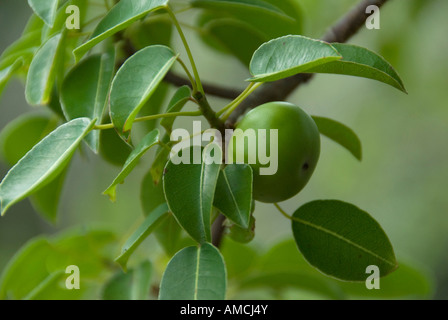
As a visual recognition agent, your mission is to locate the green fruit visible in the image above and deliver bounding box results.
[228,102,320,203]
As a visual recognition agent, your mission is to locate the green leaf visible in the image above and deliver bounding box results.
[150,139,170,185]
[0,59,23,97]
[99,126,132,166]
[73,0,169,61]
[109,45,177,139]
[205,19,267,67]
[115,203,169,270]
[163,145,221,244]
[214,164,252,228]
[61,50,115,152]
[248,35,342,82]
[103,261,153,300]
[22,14,45,36]
[191,0,293,26]
[27,0,59,27]
[25,33,65,106]
[312,116,362,161]
[159,243,226,300]
[104,129,160,201]
[160,85,192,133]
[291,200,398,281]
[0,118,95,216]
[154,215,183,257]
[306,43,406,93]
[141,169,166,216]
[0,113,66,223]
[126,15,173,49]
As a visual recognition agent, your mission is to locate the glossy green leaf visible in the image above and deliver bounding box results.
[103,261,153,300]
[205,19,267,67]
[306,43,406,93]
[291,200,398,281]
[115,203,169,270]
[138,81,170,133]
[312,116,362,161]
[0,59,23,97]
[104,129,160,201]
[0,118,95,215]
[159,243,226,300]
[195,0,299,42]
[61,50,115,152]
[25,33,64,106]
[0,113,66,223]
[214,164,252,228]
[160,85,192,133]
[163,145,221,244]
[109,45,177,139]
[27,0,59,27]
[73,0,169,60]
[248,35,342,82]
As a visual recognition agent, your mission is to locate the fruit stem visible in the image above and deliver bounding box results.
[274,203,294,220]
[220,82,263,121]
[176,57,197,92]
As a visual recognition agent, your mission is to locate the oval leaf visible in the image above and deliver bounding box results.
[306,43,406,93]
[214,164,253,228]
[25,33,64,106]
[291,200,398,281]
[0,118,95,215]
[104,129,160,202]
[27,0,59,27]
[73,0,169,61]
[115,203,169,270]
[61,50,115,152]
[0,113,66,223]
[109,45,177,138]
[159,243,226,300]
[248,35,342,82]
[312,116,362,161]
[163,144,221,244]
[205,19,268,67]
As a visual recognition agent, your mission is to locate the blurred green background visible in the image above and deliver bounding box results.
[0,0,447,299]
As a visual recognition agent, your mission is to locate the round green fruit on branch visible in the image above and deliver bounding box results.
[228,102,320,203]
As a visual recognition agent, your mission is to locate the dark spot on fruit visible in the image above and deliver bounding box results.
[302,163,309,171]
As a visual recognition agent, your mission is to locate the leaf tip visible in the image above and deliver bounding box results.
[103,186,117,202]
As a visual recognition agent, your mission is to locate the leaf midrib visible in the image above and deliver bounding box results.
[294,215,396,267]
